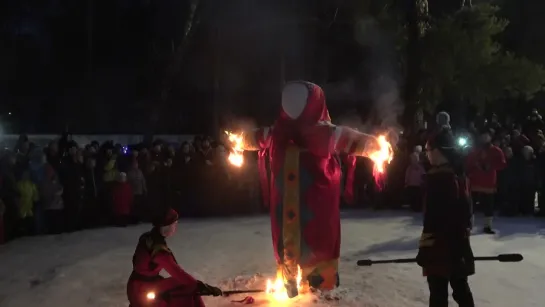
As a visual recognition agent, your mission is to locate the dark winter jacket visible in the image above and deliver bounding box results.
[518,158,539,189]
[417,164,475,277]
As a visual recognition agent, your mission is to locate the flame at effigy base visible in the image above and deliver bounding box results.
[265,266,303,303]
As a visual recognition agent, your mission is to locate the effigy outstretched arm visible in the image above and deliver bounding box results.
[333,126,382,157]
[242,127,272,151]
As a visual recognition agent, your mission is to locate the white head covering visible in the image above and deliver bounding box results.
[281,82,309,119]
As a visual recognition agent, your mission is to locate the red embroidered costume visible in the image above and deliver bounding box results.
[127,209,222,306]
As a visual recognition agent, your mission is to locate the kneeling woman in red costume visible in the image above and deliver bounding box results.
[127,208,222,307]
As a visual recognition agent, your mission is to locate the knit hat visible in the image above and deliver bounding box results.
[153,208,179,227]
[436,111,451,128]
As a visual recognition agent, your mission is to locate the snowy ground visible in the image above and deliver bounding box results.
[0,210,544,307]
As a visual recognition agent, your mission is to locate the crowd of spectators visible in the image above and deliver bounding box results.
[0,134,260,244]
[2,108,545,243]
[384,109,545,232]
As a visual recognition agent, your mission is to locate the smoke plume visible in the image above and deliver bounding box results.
[334,14,404,143]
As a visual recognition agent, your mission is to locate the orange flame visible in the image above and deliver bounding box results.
[365,135,393,190]
[366,135,393,174]
[224,131,244,167]
[265,266,303,302]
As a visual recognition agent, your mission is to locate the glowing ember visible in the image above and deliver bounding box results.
[265,266,303,302]
[225,131,244,167]
[146,292,156,300]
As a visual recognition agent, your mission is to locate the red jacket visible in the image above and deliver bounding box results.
[127,229,204,307]
[112,182,133,216]
[465,145,506,193]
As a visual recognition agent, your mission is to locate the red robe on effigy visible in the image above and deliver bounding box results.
[243,81,376,293]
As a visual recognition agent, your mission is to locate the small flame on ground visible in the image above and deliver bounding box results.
[366,135,393,191]
[265,266,303,302]
[225,131,244,167]
[146,292,156,300]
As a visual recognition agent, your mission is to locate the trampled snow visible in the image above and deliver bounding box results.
[0,211,544,307]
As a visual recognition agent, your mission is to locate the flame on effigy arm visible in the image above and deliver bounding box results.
[224,131,245,167]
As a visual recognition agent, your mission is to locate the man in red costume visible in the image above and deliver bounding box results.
[127,208,223,306]
[242,81,380,297]
[465,129,506,234]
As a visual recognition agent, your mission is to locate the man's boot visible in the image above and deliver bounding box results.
[483,217,495,234]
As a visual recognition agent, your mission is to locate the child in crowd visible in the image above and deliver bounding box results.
[112,172,133,227]
[42,172,65,234]
[405,152,426,211]
[16,170,39,236]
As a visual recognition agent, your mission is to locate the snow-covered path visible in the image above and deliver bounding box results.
[0,211,544,307]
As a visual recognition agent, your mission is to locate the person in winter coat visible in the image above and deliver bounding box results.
[83,157,100,227]
[103,155,119,183]
[418,127,475,307]
[146,162,167,219]
[194,138,215,213]
[112,172,133,227]
[497,147,518,216]
[174,142,196,216]
[405,152,426,212]
[465,130,506,234]
[1,153,20,241]
[29,152,53,234]
[42,172,64,234]
[46,140,62,173]
[101,153,119,221]
[510,130,530,156]
[60,150,85,232]
[127,208,222,307]
[16,170,39,235]
[0,198,5,244]
[162,158,176,214]
[517,146,539,215]
[127,161,147,223]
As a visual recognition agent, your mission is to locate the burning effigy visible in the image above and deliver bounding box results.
[225,81,393,303]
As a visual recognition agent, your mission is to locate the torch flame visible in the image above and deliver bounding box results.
[365,134,393,191]
[225,131,244,167]
[265,266,303,302]
[366,135,393,174]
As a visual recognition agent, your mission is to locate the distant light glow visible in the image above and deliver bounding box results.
[457,137,468,147]
[146,292,156,300]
